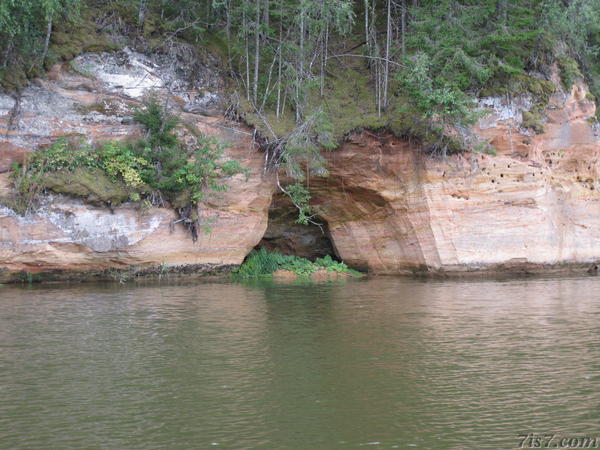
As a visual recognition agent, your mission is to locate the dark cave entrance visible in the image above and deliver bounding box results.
[255,191,339,261]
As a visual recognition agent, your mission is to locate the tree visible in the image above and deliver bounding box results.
[0,0,80,75]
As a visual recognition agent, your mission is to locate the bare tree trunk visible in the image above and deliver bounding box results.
[243,5,251,100]
[320,21,328,97]
[260,52,278,111]
[376,58,381,117]
[2,38,12,68]
[364,0,370,58]
[138,0,147,32]
[371,0,380,113]
[41,19,53,68]
[319,0,326,97]
[253,0,261,104]
[225,0,233,71]
[225,0,231,46]
[276,0,283,118]
[299,10,305,82]
[383,0,391,108]
[401,0,406,58]
[496,0,506,24]
[263,0,270,30]
[296,8,305,123]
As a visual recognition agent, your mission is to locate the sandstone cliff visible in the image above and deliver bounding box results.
[308,81,600,274]
[1,47,599,281]
[0,48,275,282]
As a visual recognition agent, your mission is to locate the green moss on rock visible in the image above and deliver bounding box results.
[557,56,582,91]
[521,109,545,134]
[42,168,136,206]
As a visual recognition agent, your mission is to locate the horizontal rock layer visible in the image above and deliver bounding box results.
[1,49,599,279]
[311,82,600,274]
[0,50,274,282]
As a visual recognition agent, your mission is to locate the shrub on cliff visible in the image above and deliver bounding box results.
[5,99,247,241]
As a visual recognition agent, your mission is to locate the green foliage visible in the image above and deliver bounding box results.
[403,0,595,97]
[314,254,352,273]
[134,100,179,149]
[282,107,336,179]
[230,0,600,163]
[234,248,291,278]
[7,138,145,213]
[542,0,600,100]
[284,183,313,225]
[391,0,599,150]
[133,98,247,211]
[271,107,335,224]
[557,56,583,91]
[234,248,358,279]
[406,0,538,94]
[6,99,247,240]
[521,110,545,134]
[0,0,81,88]
[98,142,148,187]
[396,52,475,154]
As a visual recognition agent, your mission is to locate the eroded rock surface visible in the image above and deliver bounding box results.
[1,49,600,279]
[0,49,274,281]
[310,82,600,274]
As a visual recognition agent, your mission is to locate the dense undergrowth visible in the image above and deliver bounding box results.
[4,99,246,240]
[234,248,361,279]
[3,1,598,133]
[224,0,599,179]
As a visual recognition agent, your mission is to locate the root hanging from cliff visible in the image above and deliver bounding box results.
[172,204,200,242]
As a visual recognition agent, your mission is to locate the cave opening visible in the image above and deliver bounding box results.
[255,192,339,261]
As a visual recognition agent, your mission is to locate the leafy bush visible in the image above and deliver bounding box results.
[98,142,148,187]
[234,248,359,279]
[314,255,351,273]
[133,99,246,208]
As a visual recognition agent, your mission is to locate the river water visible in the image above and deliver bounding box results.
[1,277,598,449]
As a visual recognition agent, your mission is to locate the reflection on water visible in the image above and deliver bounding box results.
[1,277,598,448]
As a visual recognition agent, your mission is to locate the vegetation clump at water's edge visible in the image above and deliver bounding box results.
[233,248,363,281]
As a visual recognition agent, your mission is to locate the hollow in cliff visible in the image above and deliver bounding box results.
[256,191,337,261]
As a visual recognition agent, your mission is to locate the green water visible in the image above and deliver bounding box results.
[1,277,598,449]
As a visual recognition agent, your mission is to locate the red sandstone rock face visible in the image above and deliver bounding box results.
[475,82,598,159]
[0,51,275,281]
[0,142,31,173]
[310,82,600,274]
[1,49,599,278]
[0,161,272,277]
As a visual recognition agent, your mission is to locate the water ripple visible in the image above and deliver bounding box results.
[1,277,598,448]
